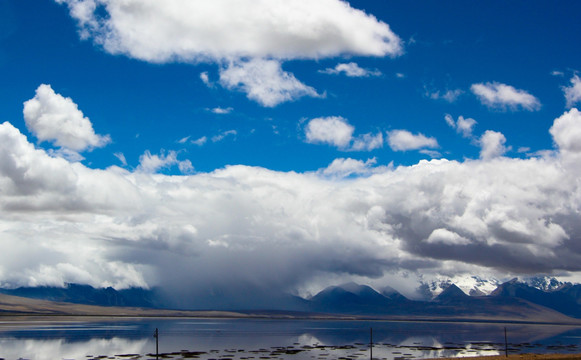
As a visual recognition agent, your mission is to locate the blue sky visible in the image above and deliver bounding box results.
[2,0,578,173]
[1,0,581,303]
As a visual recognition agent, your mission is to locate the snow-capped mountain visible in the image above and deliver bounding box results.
[522,276,566,291]
[418,275,501,299]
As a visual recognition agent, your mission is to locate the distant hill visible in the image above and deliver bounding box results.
[0,283,160,308]
[2,279,581,324]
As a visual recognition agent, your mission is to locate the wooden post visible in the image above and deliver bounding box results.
[370,327,373,360]
[154,328,159,360]
[504,327,508,358]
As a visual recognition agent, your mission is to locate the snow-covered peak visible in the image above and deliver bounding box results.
[418,275,501,299]
[521,276,566,291]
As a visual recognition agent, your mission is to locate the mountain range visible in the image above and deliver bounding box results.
[2,278,581,323]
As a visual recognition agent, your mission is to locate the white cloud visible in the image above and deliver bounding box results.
[471,82,541,111]
[55,0,402,106]
[319,157,379,178]
[219,59,321,107]
[55,0,402,62]
[1,117,581,304]
[563,75,581,108]
[200,72,212,87]
[386,130,438,151]
[550,108,581,154]
[305,116,354,148]
[427,89,463,103]
[212,130,237,143]
[22,84,110,152]
[137,150,179,173]
[192,136,207,146]
[177,136,191,144]
[479,130,509,160]
[178,159,194,174]
[445,114,477,138]
[305,117,383,152]
[320,62,382,77]
[351,132,384,151]
[426,228,471,246]
[210,107,233,115]
[114,152,127,166]
[419,149,442,158]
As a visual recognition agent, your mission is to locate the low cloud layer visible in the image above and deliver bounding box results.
[2,107,581,303]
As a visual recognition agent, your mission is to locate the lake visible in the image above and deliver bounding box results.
[0,318,580,360]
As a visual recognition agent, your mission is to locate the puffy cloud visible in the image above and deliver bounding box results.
[550,108,581,154]
[2,110,581,305]
[320,62,382,77]
[479,130,509,160]
[55,0,402,62]
[305,116,355,148]
[22,84,110,152]
[386,130,438,151]
[55,0,402,106]
[471,82,541,111]
[563,75,581,108]
[445,114,477,138]
[426,228,471,246]
[219,59,321,107]
[304,116,382,151]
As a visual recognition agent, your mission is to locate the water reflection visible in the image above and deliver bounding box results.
[0,319,579,360]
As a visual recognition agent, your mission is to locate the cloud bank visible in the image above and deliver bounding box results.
[2,108,581,303]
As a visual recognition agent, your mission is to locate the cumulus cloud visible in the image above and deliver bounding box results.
[386,130,438,151]
[22,84,110,152]
[55,0,402,62]
[550,108,581,154]
[564,75,581,108]
[304,116,382,151]
[479,130,510,160]
[54,0,402,106]
[219,59,321,107]
[2,108,581,306]
[305,116,355,148]
[445,114,477,138]
[320,62,382,77]
[471,82,541,111]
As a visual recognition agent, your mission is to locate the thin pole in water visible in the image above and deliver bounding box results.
[154,328,159,360]
[370,327,373,360]
[504,327,508,358]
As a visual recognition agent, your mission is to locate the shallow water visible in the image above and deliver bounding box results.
[0,318,580,360]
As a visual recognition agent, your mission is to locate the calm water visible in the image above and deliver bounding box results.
[0,318,580,360]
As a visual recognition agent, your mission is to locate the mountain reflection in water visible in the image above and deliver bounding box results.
[0,319,579,360]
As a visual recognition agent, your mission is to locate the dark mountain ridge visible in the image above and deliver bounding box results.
[2,278,581,323]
